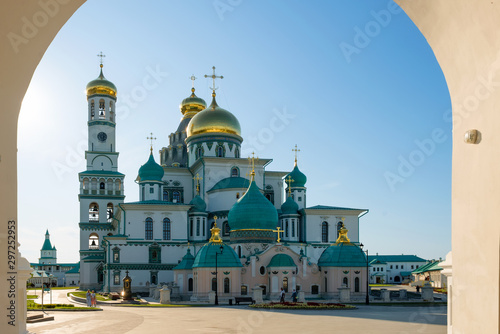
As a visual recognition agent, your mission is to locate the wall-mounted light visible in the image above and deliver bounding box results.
[464,129,480,144]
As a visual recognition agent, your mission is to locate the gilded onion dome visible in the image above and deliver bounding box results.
[186,95,241,138]
[86,64,117,97]
[180,88,207,119]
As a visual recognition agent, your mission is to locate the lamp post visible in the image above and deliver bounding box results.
[214,245,224,305]
[37,271,45,314]
[360,243,370,305]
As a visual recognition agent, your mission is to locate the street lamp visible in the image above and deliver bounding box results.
[359,243,370,305]
[214,245,224,305]
[37,271,46,314]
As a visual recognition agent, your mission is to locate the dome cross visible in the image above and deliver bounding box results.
[193,173,203,195]
[147,132,157,153]
[285,175,295,196]
[272,226,284,243]
[204,66,224,96]
[292,144,300,166]
[97,51,106,68]
[248,152,259,178]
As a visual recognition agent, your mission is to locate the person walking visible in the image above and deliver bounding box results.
[280,288,285,303]
[91,290,96,307]
[86,289,91,307]
[291,289,297,302]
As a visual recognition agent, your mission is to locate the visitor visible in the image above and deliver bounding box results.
[91,290,96,307]
[416,285,420,293]
[291,289,297,303]
[280,288,285,303]
[86,289,91,307]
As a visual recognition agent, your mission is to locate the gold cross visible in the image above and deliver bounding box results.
[97,51,106,67]
[147,132,157,153]
[272,227,284,243]
[204,66,224,95]
[190,75,197,88]
[193,173,203,195]
[248,152,258,178]
[292,144,300,165]
[285,175,294,196]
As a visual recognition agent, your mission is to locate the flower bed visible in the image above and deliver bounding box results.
[250,302,356,310]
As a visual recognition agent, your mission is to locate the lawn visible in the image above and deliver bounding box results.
[27,295,38,300]
[70,291,111,301]
[27,300,91,311]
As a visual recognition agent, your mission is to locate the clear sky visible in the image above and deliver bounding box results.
[17,0,451,264]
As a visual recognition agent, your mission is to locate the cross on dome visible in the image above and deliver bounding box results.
[248,152,258,178]
[147,132,157,153]
[97,51,106,68]
[272,226,284,243]
[204,66,223,97]
[292,144,300,166]
[285,175,295,196]
[193,173,203,195]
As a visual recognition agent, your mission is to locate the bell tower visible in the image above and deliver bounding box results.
[78,53,125,290]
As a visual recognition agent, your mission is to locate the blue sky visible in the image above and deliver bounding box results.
[17,0,451,263]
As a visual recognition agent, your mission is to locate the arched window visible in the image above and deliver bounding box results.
[224,277,230,294]
[173,191,181,203]
[163,218,171,240]
[100,182,105,190]
[212,278,217,292]
[107,203,113,223]
[285,219,289,237]
[355,277,360,292]
[231,167,239,177]
[196,218,200,236]
[283,277,289,292]
[322,222,329,243]
[163,189,169,201]
[188,278,193,292]
[90,100,95,120]
[216,145,224,157]
[325,277,328,292]
[234,148,240,158]
[203,218,206,236]
[89,233,99,249]
[343,277,348,287]
[195,146,203,160]
[291,219,295,237]
[89,203,99,222]
[223,221,230,236]
[99,99,105,119]
[237,245,242,258]
[311,285,319,294]
[145,217,153,240]
[190,218,193,237]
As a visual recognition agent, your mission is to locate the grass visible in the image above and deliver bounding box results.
[349,302,447,306]
[27,300,92,311]
[434,287,447,294]
[369,284,394,287]
[27,295,38,300]
[119,304,207,307]
[70,291,111,301]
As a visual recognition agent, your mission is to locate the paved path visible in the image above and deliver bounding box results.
[27,304,446,334]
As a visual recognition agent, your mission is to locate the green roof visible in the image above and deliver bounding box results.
[285,164,307,188]
[138,153,164,182]
[173,249,195,270]
[192,242,242,268]
[228,180,278,231]
[267,254,296,267]
[189,195,206,212]
[281,196,298,215]
[318,243,367,267]
[412,261,443,274]
[66,262,80,274]
[400,271,412,277]
[208,177,250,192]
[79,170,124,176]
[41,230,55,251]
[368,255,427,263]
[306,205,366,211]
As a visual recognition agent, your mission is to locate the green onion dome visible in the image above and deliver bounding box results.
[228,180,278,231]
[318,226,367,267]
[192,224,242,268]
[285,164,307,188]
[281,195,299,215]
[189,195,207,212]
[138,153,164,182]
[86,65,117,97]
[173,248,195,270]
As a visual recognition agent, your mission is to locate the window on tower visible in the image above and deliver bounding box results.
[90,100,95,120]
[100,182,105,190]
[145,217,153,240]
[107,203,113,223]
[216,145,225,157]
[321,222,329,243]
[89,233,99,249]
[173,191,181,203]
[231,167,239,177]
[235,148,240,158]
[99,99,105,119]
[163,218,171,240]
[89,203,99,222]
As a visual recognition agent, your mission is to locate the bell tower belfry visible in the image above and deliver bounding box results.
[78,54,125,290]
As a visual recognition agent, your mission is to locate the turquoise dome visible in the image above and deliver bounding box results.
[286,164,307,188]
[267,253,296,267]
[281,196,299,215]
[138,153,164,182]
[189,195,206,212]
[174,248,195,270]
[318,243,367,267]
[192,243,242,268]
[228,180,278,231]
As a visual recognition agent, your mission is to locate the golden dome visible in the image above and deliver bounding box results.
[187,95,241,138]
[86,65,117,97]
[180,88,206,119]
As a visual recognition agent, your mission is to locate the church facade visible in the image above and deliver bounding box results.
[78,64,370,300]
